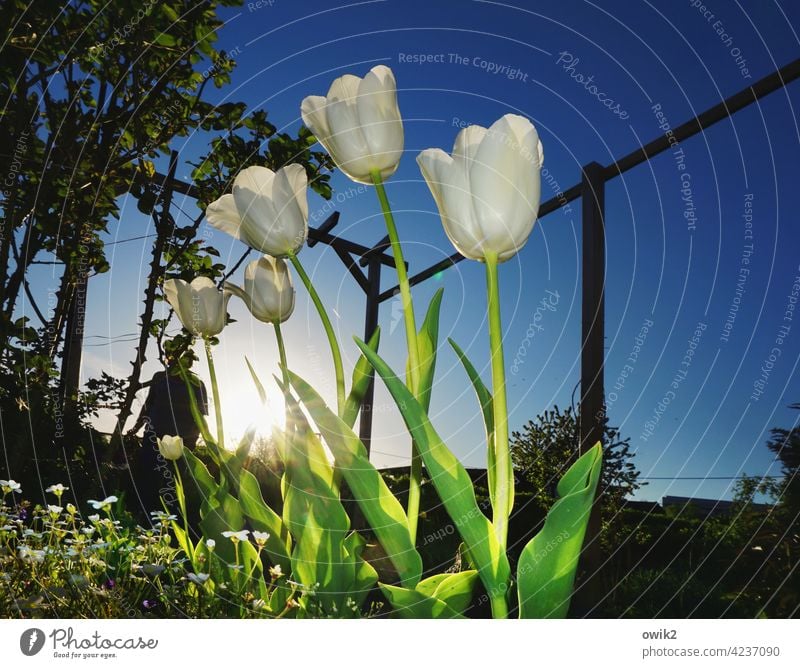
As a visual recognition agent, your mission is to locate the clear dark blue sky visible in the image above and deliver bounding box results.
[33,0,799,502]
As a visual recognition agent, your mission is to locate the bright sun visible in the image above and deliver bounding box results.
[216,382,286,448]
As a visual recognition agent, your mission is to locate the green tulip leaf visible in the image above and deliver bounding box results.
[416,287,444,412]
[448,337,500,509]
[431,569,479,614]
[354,337,511,599]
[517,442,603,619]
[342,327,381,429]
[239,468,292,572]
[344,532,379,610]
[245,356,267,405]
[286,370,423,588]
[183,449,219,500]
[282,413,351,611]
[379,583,465,619]
[198,490,246,566]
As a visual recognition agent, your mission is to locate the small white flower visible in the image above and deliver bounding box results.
[0,479,21,494]
[45,483,69,497]
[252,530,270,546]
[87,496,118,510]
[269,564,283,579]
[187,573,210,585]
[47,505,63,516]
[81,527,95,536]
[205,539,216,550]
[221,529,249,543]
[88,514,100,522]
[251,598,267,611]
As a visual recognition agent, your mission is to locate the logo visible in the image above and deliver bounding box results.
[20,628,45,656]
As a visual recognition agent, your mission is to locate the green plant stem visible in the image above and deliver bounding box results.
[204,338,225,451]
[178,366,219,462]
[172,462,194,564]
[371,169,423,541]
[288,252,346,416]
[485,251,510,550]
[490,592,509,620]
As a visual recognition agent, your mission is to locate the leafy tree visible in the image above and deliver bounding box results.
[509,405,643,549]
[0,0,334,490]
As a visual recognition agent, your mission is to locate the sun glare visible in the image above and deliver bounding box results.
[217,382,286,448]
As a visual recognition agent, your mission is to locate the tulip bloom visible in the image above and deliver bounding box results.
[301,65,404,184]
[163,276,231,337]
[224,256,295,324]
[157,435,184,461]
[417,114,543,263]
[206,164,308,258]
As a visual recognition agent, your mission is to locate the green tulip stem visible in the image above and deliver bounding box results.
[370,169,423,541]
[273,322,290,388]
[273,321,292,429]
[485,251,510,550]
[204,337,225,452]
[172,461,194,564]
[288,252,346,416]
[178,366,217,458]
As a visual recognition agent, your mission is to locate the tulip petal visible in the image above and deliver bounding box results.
[470,114,542,261]
[165,278,199,335]
[233,166,279,252]
[206,194,242,240]
[417,148,483,261]
[325,74,374,182]
[357,65,403,178]
[301,95,335,153]
[271,165,308,253]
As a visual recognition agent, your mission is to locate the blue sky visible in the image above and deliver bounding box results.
[23,0,800,502]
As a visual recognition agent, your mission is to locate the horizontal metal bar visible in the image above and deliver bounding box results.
[307,211,340,247]
[605,57,800,179]
[386,57,800,296]
[377,183,583,301]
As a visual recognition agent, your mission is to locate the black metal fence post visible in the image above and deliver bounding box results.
[577,161,606,609]
[359,258,381,455]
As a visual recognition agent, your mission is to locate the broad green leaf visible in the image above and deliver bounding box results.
[355,338,511,600]
[432,570,479,614]
[287,370,423,588]
[517,442,602,619]
[239,468,291,572]
[344,532,378,611]
[219,428,254,495]
[406,570,478,616]
[416,288,444,411]
[448,338,497,507]
[415,573,450,598]
[183,449,219,500]
[282,420,350,612]
[198,489,245,566]
[379,583,465,619]
[342,327,381,429]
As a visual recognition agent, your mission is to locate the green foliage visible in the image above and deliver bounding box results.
[517,443,602,618]
[510,405,641,550]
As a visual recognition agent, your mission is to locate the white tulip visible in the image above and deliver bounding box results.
[157,435,184,461]
[224,256,295,324]
[163,276,231,337]
[301,65,404,184]
[417,114,543,263]
[206,164,308,257]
